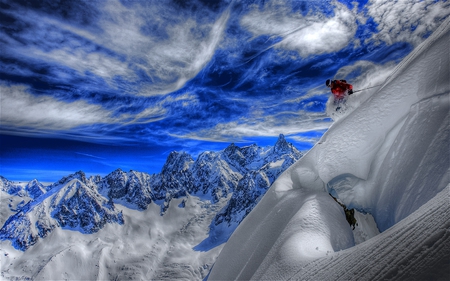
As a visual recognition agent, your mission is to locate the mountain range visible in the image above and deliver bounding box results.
[0,134,303,252]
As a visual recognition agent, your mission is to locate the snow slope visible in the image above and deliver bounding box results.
[0,196,227,280]
[209,18,450,281]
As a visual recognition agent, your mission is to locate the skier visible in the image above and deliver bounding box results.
[326,79,353,100]
[326,79,353,111]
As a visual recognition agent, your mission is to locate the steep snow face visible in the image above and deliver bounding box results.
[209,18,450,280]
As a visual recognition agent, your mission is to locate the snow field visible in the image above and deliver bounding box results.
[0,195,228,280]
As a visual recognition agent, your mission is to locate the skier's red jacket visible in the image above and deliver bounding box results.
[330,80,353,100]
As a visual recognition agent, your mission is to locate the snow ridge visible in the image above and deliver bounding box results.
[209,18,450,281]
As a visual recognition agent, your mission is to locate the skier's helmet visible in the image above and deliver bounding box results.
[326,79,331,87]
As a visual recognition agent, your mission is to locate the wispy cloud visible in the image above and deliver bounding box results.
[240,1,357,57]
[75,152,106,160]
[0,83,173,143]
[0,84,117,130]
[1,0,232,96]
[82,0,231,96]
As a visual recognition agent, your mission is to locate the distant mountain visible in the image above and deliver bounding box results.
[1,176,48,200]
[0,171,124,251]
[0,176,26,197]
[215,134,302,225]
[196,134,303,250]
[0,134,302,251]
[23,179,47,199]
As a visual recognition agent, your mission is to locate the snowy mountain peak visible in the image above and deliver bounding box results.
[161,151,194,174]
[223,143,247,168]
[101,169,153,210]
[50,179,123,232]
[52,170,88,187]
[0,177,124,251]
[0,176,22,195]
[0,134,304,253]
[24,179,46,199]
[273,133,292,153]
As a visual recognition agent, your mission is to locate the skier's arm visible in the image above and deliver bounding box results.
[347,84,353,95]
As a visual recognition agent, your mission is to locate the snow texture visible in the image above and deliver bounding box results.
[209,17,450,281]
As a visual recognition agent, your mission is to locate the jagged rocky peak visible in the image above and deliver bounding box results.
[0,176,18,194]
[104,168,128,198]
[223,143,246,166]
[107,168,126,178]
[240,143,260,158]
[24,179,46,199]
[273,134,301,157]
[53,170,88,187]
[162,151,194,174]
[273,134,290,152]
[51,180,124,232]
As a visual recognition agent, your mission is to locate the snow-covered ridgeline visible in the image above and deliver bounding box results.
[209,18,450,280]
[0,135,303,252]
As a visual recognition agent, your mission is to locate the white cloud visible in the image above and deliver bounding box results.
[0,8,137,88]
[33,47,136,83]
[367,0,450,46]
[240,1,357,57]
[0,83,175,137]
[0,84,117,130]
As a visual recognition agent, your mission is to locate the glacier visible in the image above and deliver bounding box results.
[209,18,450,281]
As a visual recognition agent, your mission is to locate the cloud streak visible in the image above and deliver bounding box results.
[0,84,117,130]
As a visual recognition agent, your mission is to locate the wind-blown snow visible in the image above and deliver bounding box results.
[209,18,450,281]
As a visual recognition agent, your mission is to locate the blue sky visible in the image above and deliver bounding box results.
[1,0,448,182]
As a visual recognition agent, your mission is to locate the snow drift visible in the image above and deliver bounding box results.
[209,18,450,281]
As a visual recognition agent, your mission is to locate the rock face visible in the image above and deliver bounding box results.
[214,135,303,227]
[0,135,302,251]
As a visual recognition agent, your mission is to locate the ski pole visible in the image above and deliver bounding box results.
[353,84,383,93]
